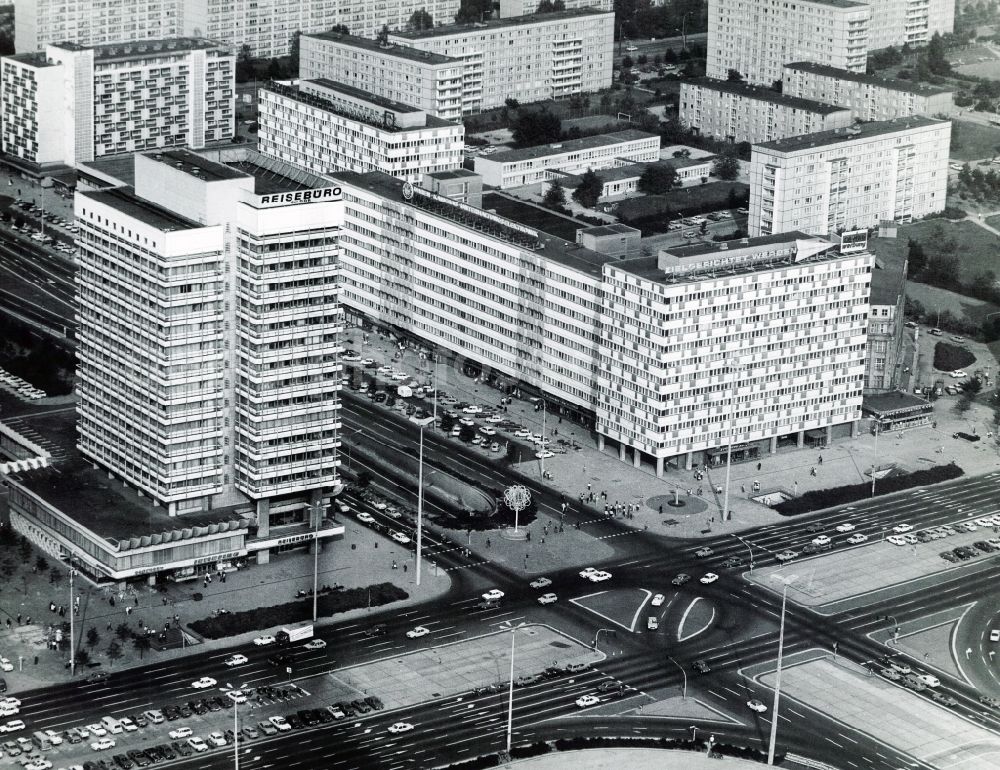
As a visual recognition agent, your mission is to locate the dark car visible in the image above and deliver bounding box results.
[721,557,742,568]
[143,746,163,761]
[163,705,181,721]
[172,740,193,757]
[351,698,372,713]
[268,653,295,667]
[541,667,562,680]
[156,744,176,760]
[693,660,711,674]
[187,700,209,715]
[86,671,110,684]
[205,697,222,712]
[372,392,387,403]
[363,624,387,638]
[940,551,959,563]
[364,695,384,710]
[972,540,996,553]
[597,680,625,694]
[672,573,691,586]
[316,708,334,724]
[177,704,193,718]
[286,714,303,730]
[112,755,135,770]
[931,691,958,707]
[211,695,231,710]
[806,523,825,533]
[297,709,320,727]
[514,674,542,687]
[338,701,356,717]
[131,713,148,729]
[128,749,152,767]
[64,728,83,744]
[980,695,1000,709]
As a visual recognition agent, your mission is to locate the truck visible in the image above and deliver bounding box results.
[276,622,314,645]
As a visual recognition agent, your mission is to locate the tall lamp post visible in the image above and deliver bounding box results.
[768,573,797,766]
[666,654,687,699]
[501,621,527,757]
[222,684,246,770]
[734,534,754,573]
[411,415,434,586]
[870,421,880,497]
[68,561,77,676]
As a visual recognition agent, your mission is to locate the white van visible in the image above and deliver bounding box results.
[100,715,124,734]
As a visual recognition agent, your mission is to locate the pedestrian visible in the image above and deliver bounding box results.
[486,538,491,548]
[25,616,30,625]
[540,537,545,544]
[818,455,823,464]
[526,531,531,542]
[134,595,139,606]
[403,564,407,573]
[49,602,55,612]
[59,607,64,617]
[126,605,132,615]
[658,504,663,514]
[392,560,398,570]
[757,462,761,471]
[4,618,9,629]
[107,621,113,631]
[587,483,591,492]
[109,596,115,607]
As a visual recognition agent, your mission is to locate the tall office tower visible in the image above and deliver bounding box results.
[748,117,950,237]
[707,0,870,86]
[13,0,182,53]
[386,8,614,112]
[257,79,464,183]
[1,39,234,167]
[75,148,343,529]
[597,232,872,476]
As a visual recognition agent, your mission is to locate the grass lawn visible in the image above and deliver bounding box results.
[950,120,1000,162]
[482,193,587,241]
[871,218,1000,281]
[616,182,748,224]
[986,214,1000,230]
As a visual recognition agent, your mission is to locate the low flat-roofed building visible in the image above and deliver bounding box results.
[258,79,464,183]
[861,391,933,433]
[423,168,483,207]
[474,130,660,189]
[680,77,853,144]
[783,62,956,121]
[575,223,640,257]
[556,156,715,200]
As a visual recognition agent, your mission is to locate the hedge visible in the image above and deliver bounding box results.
[933,342,976,372]
[773,464,964,516]
[189,582,407,639]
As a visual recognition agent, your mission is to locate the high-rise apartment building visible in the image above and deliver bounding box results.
[679,78,853,144]
[748,117,950,237]
[257,79,464,183]
[864,0,955,49]
[387,9,614,112]
[13,0,182,53]
[783,62,956,122]
[300,33,465,122]
[1,38,233,167]
[597,232,871,474]
[707,0,870,86]
[75,148,343,528]
[498,0,613,17]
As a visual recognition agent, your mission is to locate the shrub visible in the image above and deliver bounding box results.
[933,342,976,372]
[189,582,408,639]
[774,464,964,515]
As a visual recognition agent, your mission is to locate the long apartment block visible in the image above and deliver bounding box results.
[748,116,951,237]
[1,38,233,167]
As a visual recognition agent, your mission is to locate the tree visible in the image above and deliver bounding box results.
[440,414,457,433]
[115,622,133,642]
[572,169,603,208]
[664,48,678,64]
[35,555,48,573]
[376,24,390,46]
[621,55,634,70]
[235,43,254,83]
[925,32,951,76]
[726,68,744,82]
[289,31,302,75]
[86,626,101,649]
[266,58,283,79]
[74,649,90,667]
[133,634,152,660]
[409,8,434,31]
[106,640,123,668]
[18,535,31,564]
[637,164,679,195]
[455,0,493,23]
[511,110,561,147]
[906,238,927,277]
[536,0,565,10]
[543,179,567,209]
[712,153,740,180]
[458,424,476,442]
[356,470,372,489]
[328,24,350,34]
[504,97,520,112]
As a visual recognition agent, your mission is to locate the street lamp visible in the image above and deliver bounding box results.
[666,654,687,699]
[411,414,434,586]
[767,573,797,766]
[593,627,616,653]
[68,561,77,676]
[734,534,754,573]
[501,621,528,756]
[870,421,880,497]
[222,683,246,770]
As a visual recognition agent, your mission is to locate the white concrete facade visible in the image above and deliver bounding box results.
[707,0,870,86]
[498,0,613,17]
[300,33,465,122]
[388,9,614,111]
[257,79,464,184]
[864,0,955,49]
[13,0,182,53]
[1,38,234,166]
[75,148,343,514]
[679,78,854,145]
[474,130,660,189]
[748,117,950,237]
[782,62,956,122]
[597,234,871,470]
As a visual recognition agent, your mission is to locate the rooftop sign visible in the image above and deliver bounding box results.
[256,186,342,207]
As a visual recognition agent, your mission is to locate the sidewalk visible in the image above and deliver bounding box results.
[0,512,452,690]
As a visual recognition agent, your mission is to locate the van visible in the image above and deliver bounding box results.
[100,715,124,734]
[31,731,53,751]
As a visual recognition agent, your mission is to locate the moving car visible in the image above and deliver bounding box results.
[588,571,612,582]
[915,673,940,687]
[537,593,558,605]
[575,695,600,708]
[747,699,767,713]
[406,626,430,639]
[694,547,713,558]
[191,677,217,689]
[224,654,248,667]
[671,573,691,586]
[700,573,719,584]
[357,512,375,524]
[482,589,505,602]
[388,722,414,734]
[304,639,327,650]
[651,594,666,607]
[253,635,276,646]
[693,660,710,674]
[835,523,855,532]
[847,533,868,544]
[530,577,552,589]
[811,535,831,545]
[391,531,411,545]
[892,524,913,533]
[579,567,600,579]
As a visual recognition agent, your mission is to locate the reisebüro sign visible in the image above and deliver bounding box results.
[257,186,342,207]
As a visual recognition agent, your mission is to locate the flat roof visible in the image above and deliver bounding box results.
[686,77,850,114]
[862,391,931,415]
[483,130,658,164]
[869,259,906,305]
[307,78,422,114]
[558,157,712,187]
[331,170,617,276]
[785,61,954,96]
[754,116,946,153]
[390,8,612,39]
[426,168,480,181]
[304,31,458,65]
[5,51,56,67]
[147,148,250,182]
[78,187,202,232]
[53,37,229,61]
[579,223,639,237]
[78,155,136,187]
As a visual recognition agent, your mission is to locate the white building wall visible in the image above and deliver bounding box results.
[15,0,183,53]
[707,0,870,86]
[749,119,951,237]
[865,0,955,49]
[597,243,870,462]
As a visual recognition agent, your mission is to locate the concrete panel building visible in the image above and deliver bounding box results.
[499,0,613,16]
[1,38,233,168]
[679,78,854,144]
[865,257,907,392]
[258,79,464,183]
[597,232,871,474]
[707,0,870,86]
[299,32,465,122]
[388,9,614,112]
[473,130,660,189]
[783,62,956,121]
[13,0,182,53]
[864,0,955,49]
[748,117,950,237]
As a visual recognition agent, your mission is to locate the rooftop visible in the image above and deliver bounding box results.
[685,77,851,114]
[557,158,712,187]
[389,8,613,39]
[307,78,423,115]
[78,187,203,232]
[754,116,947,153]
[304,31,458,65]
[223,150,329,195]
[579,223,639,237]
[425,168,480,181]
[77,155,136,187]
[481,130,659,164]
[5,51,57,67]
[785,61,954,96]
[332,170,617,276]
[147,148,250,182]
[862,391,932,415]
[53,37,229,61]
[869,258,907,305]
